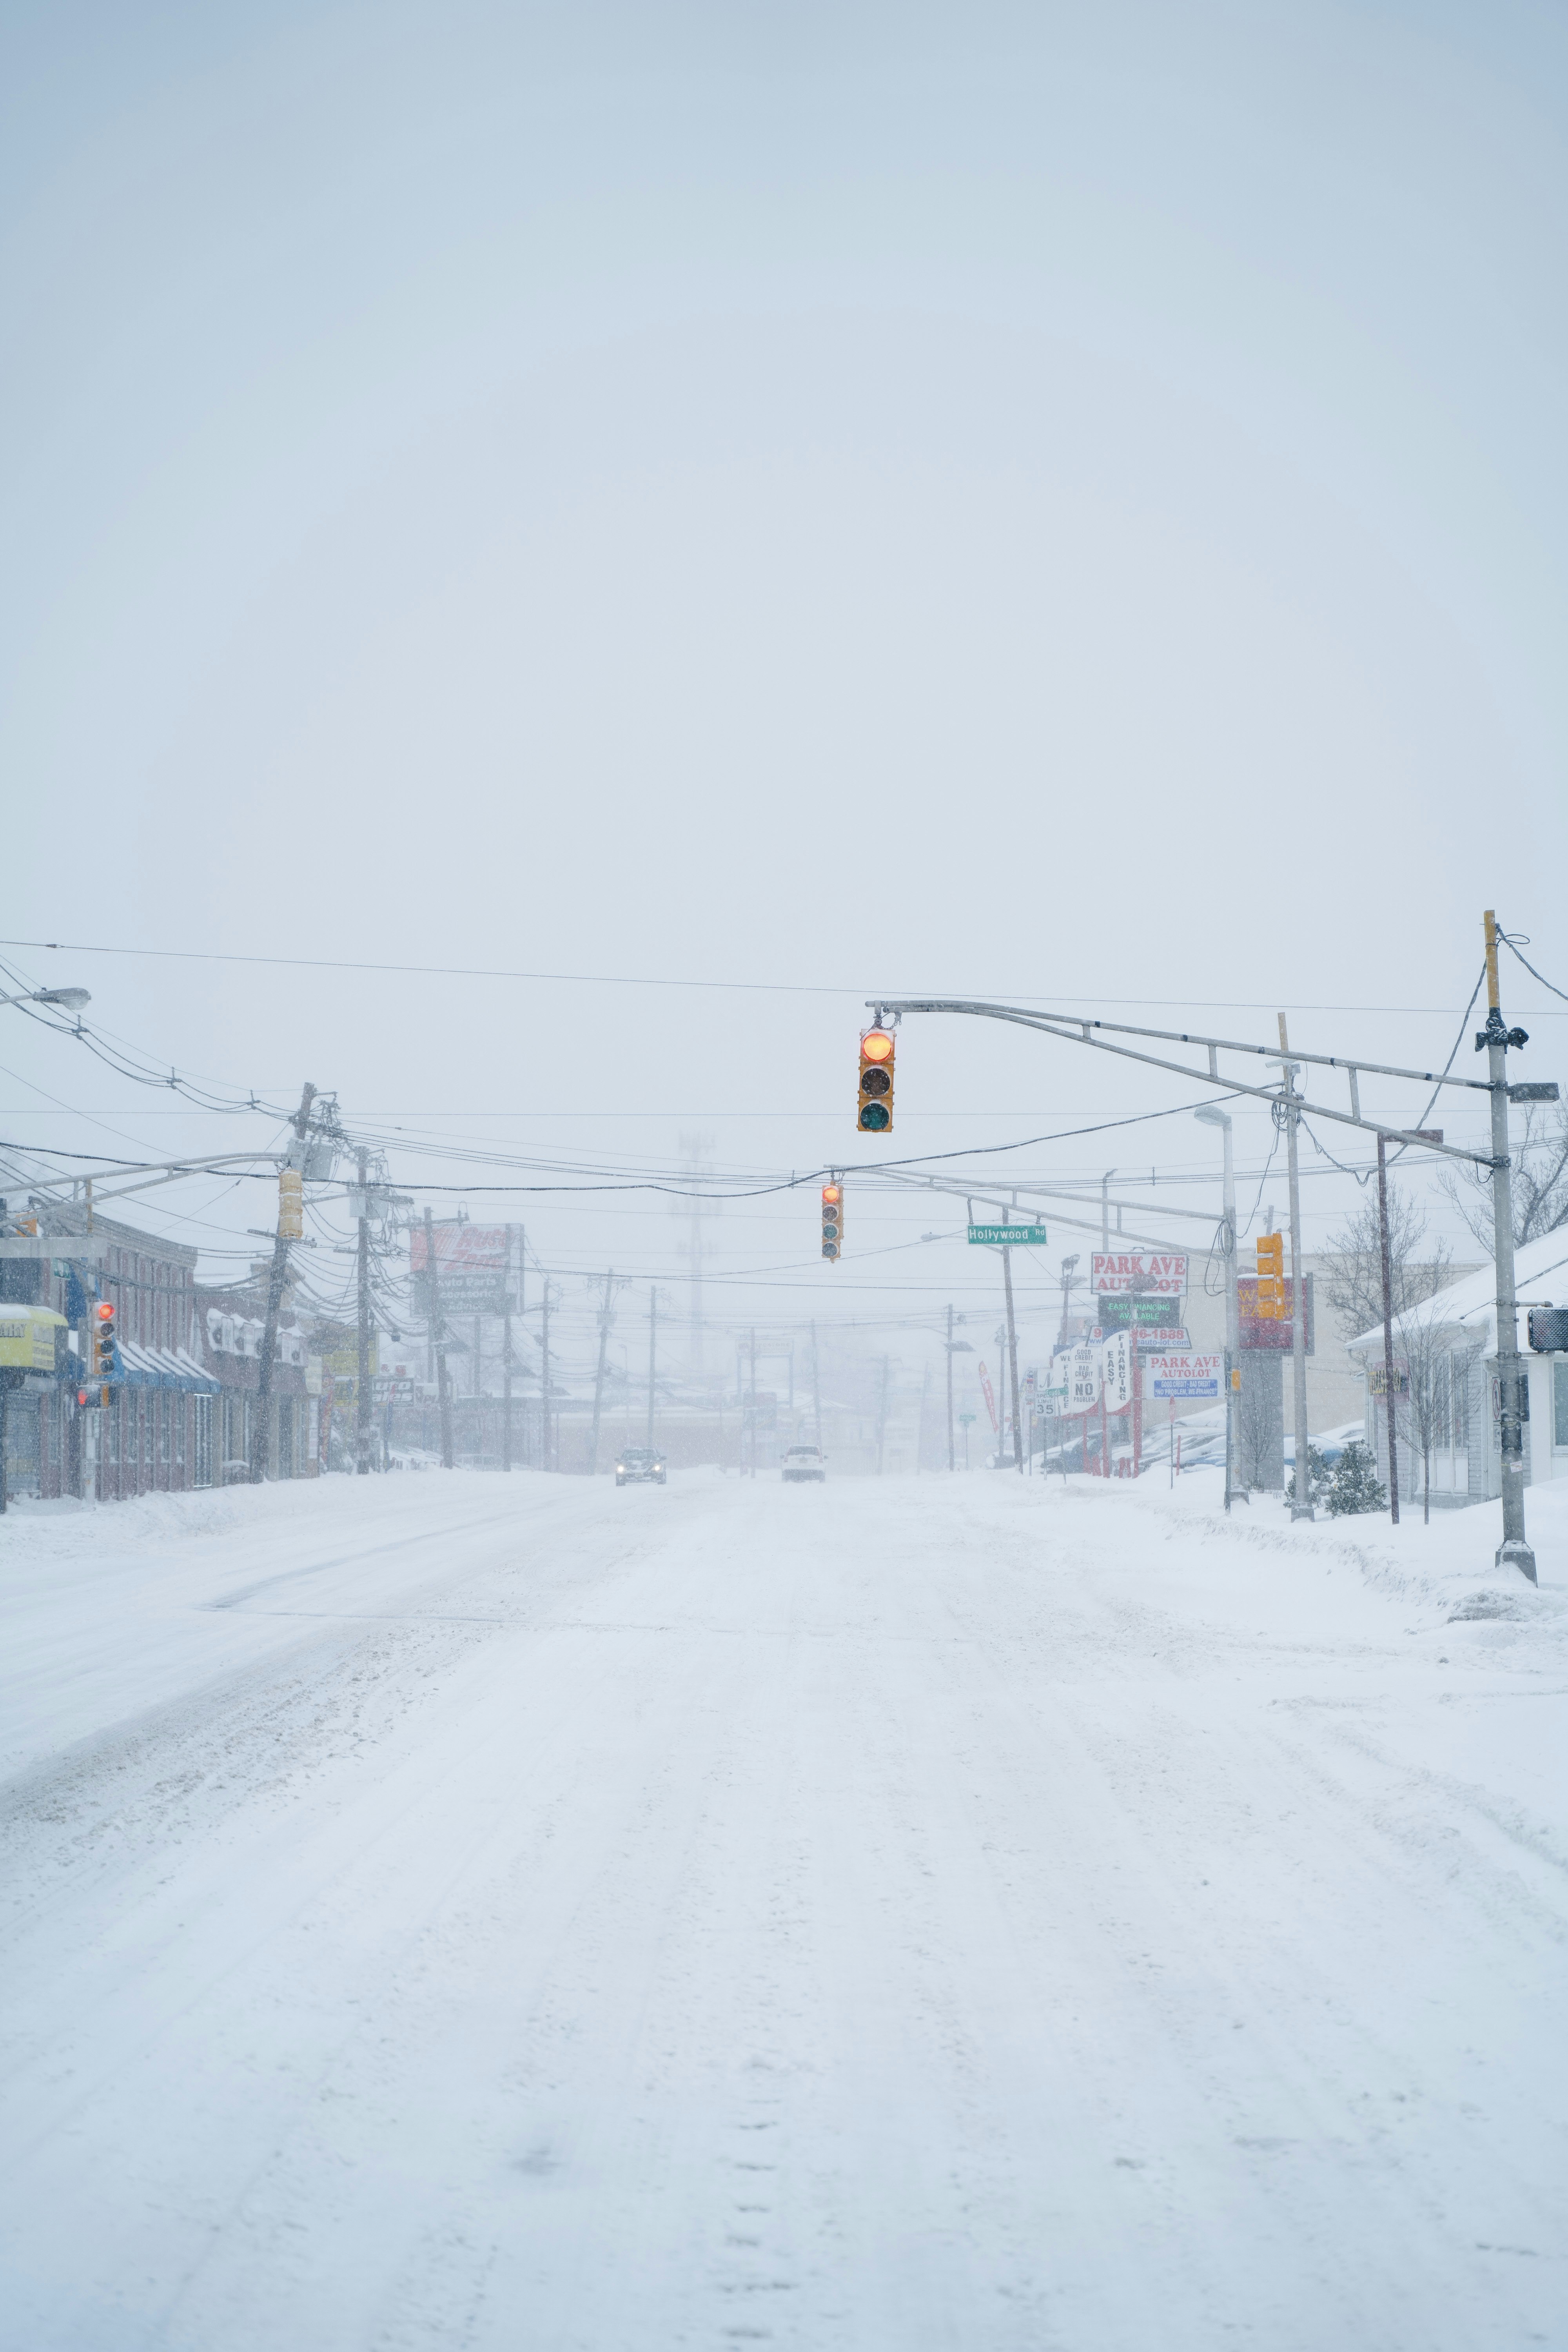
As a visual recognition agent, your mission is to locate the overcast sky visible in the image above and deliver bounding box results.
[4,1,1566,1381]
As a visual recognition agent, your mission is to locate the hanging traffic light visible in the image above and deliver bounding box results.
[821,1183,844,1260]
[858,1028,895,1133]
[91,1299,118,1377]
[1254,1233,1285,1318]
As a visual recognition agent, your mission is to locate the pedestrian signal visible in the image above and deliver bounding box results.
[279,1167,304,1239]
[858,1029,895,1133]
[91,1299,118,1377]
[1255,1233,1285,1317]
[821,1183,844,1260]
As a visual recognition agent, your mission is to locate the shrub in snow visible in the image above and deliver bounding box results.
[1287,1443,1333,1508]
[1325,1440,1387,1517]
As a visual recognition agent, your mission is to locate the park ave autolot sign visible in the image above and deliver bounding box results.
[1145,1352,1223,1399]
[1091,1251,1187,1295]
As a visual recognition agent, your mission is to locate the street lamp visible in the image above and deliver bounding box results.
[0,985,91,1012]
[1194,1105,1239,1511]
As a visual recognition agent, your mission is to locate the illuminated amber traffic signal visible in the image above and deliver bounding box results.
[821,1183,844,1260]
[1255,1233,1286,1318]
[91,1299,118,1377]
[858,1029,895,1133]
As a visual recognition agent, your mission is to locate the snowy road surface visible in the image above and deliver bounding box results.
[3,1468,1567,2350]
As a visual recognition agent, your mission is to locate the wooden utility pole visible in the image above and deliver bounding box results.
[1002,1227,1023,1474]
[252,1082,314,1482]
[588,1272,614,1474]
[752,1327,766,1468]
[539,1276,552,1469]
[646,1287,658,1450]
[502,1225,516,1473]
[1376,1133,1401,1525]
[423,1207,454,1469]
[946,1303,956,1471]
[355,1147,372,1475]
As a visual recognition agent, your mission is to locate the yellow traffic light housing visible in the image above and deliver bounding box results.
[858,1029,895,1133]
[821,1182,844,1260]
[90,1299,118,1377]
[1255,1232,1285,1317]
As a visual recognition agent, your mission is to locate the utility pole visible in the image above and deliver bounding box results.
[811,1318,822,1450]
[1482,911,1535,1580]
[1002,1225,1023,1473]
[748,1326,758,1476]
[646,1287,658,1450]
[1278,1017,1313,1521]
[252,1082,315,1482]
[1375,1134,1401,1526]
[1194,1108,1239,1511]
[946,1304,956,1471]
[355,1147,371,1476]
[588,1271,615,1475]
[876,1354,890,1474]
[502,1225,514,1474]
[423,1207,455,1470]
[540,1276,553,1469]
[917,1358,931,1473]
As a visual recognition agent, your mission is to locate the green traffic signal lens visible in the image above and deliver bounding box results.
[858,1103,891,1132]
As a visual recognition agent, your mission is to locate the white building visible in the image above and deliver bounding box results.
[1344,1229,1568,1508]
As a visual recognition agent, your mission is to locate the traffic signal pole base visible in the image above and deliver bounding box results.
[1496,1537,1537,1584]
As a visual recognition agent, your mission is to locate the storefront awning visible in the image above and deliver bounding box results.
[112,1342,221,1395]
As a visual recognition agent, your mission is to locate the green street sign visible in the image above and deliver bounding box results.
[967,1224,1049,1247]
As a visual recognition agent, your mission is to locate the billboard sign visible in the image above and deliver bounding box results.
[1238,1274,1315,1354]
[410,1221,513,1316]
[1145,1352,1223,1399]
[1091,1252,1187,1296]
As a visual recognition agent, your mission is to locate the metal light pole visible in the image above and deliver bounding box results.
[1276,1019,1313,1521]
[1375,1133,1401,1526]
[355,1148,371,1475]
[1194,1105,1239,1513]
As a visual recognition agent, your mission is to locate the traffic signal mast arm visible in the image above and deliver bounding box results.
[866,1000,1499,1167]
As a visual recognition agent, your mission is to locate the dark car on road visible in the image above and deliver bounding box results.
[615,1447,667,1486]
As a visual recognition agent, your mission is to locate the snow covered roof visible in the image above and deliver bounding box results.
[1345,1227,1568,1356]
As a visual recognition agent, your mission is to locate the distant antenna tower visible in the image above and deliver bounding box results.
[676,1131,719,1381]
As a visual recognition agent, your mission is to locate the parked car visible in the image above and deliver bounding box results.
[782,1445,826,1483]
[615,1446,666,1486]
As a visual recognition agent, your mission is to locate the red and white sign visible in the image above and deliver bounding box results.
[1091,1251,1187,1296]
[977,1360,998,1431]
[1101,1328,1134,1414]
[409,1223,510,1271]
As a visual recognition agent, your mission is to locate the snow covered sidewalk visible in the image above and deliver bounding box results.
[2,1467,1566,2350]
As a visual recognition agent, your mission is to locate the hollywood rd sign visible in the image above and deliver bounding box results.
[1145,1352,1223,1400]
[968,1224,1050,1247]
[1091,1251,1187,1296]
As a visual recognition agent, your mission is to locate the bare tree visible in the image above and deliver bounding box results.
[1321,1185,1454,1337]
[1324,1184,1457,1520]
[1440,1103,1568,1250]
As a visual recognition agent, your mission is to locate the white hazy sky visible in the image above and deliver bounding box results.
[3,0,1566,1373]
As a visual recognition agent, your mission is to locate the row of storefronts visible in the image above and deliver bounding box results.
[1,1209,321,1505]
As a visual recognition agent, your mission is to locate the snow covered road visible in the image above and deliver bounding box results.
[3,1468,1567,2350]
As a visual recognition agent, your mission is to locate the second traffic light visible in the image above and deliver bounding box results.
[821,1183,844,1260]
[91,1299,118,1377]
[858,1028,895,1132]
[1254,1233,1285,1317]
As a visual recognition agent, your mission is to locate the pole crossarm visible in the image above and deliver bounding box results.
[869,1000,1495,1168]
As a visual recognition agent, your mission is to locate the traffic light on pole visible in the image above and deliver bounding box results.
[91,1299,118,1377]
[1255,1233,1285,1318]
[821,1183,844,1260]
[857,1028,895,1133]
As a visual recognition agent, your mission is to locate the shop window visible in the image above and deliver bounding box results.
[157,1391,170,1463]
[1555,1361,1568,1450]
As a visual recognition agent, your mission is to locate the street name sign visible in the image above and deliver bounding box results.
[968,1224,1049,1247]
